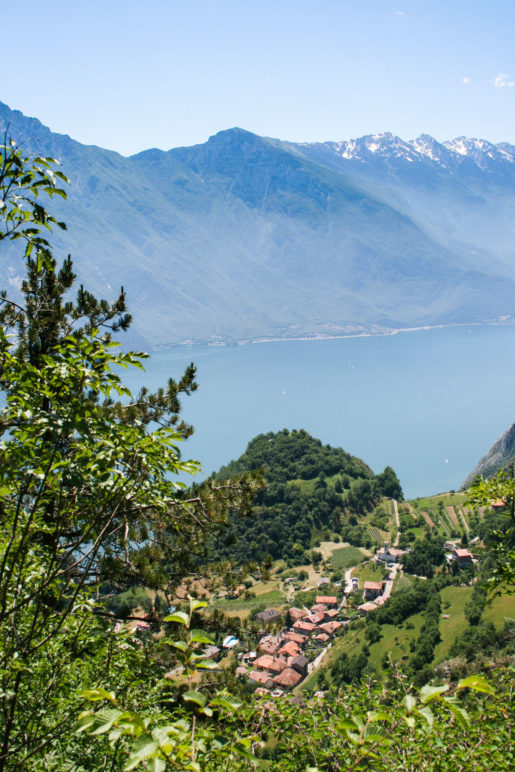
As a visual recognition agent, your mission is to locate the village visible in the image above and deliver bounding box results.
[129,526,479,695]
[201,542,407,695]
[194,535,479,696]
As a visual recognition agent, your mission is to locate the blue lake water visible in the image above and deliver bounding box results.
[122,325,515,500]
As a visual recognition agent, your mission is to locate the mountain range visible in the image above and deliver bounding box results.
[2,101,515,348]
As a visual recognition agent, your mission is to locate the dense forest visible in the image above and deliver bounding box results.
[211,429,403,564]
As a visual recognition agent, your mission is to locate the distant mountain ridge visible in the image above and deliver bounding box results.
[301,131,515,167]
[2,101,515,347]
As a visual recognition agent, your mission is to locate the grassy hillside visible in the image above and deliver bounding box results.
[433,586,472,663]
[329,545,366,570]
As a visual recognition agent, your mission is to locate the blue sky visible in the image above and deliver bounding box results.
[3,0,515,155]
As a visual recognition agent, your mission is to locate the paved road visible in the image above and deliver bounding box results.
[307,620,350,674]
[381,565,399,600]
[343,565,357,596]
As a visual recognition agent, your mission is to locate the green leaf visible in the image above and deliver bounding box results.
[124,735,159,769]
[457,675,495,695]
[193,658,217,670]
[337,719,359,732]
[166,639,188,652]
[81,688,116,704]
[189,597,208,613]
[148,759,166,772]
[417,706,434,727]
[444,698,470,728]
[404,694,417,713]
[189,628,215,645]
[419,684,449,703]
[367,710,391,723]
[90,709,123,735]
[210,695,241,713]
[75,712,98,734]
[163,611,189,626]
[183,690,207,708]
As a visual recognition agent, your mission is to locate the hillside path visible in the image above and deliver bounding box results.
[344,565,359,595]
[307,620,350,675]
[421,511,435,528]
[457,506,470,534]
[393,499,401,547]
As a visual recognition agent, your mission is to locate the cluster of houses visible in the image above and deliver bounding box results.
[445,543,474,567]
[357,580,390,614]
[356,542,405,615]
[234,596,344,693]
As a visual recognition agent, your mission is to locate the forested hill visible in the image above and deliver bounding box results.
[216,429,374,483]
[211,430,402,565]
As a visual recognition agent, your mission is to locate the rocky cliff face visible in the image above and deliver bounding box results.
[462,422,515,487]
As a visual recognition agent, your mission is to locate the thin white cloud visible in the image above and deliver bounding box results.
[462,76,471,85]
[493,72,515,88]
[394,10,406,15]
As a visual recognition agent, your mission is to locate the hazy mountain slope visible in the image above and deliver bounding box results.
[2,102,515,346]
[300,135,515,288]
[462,422,515,487]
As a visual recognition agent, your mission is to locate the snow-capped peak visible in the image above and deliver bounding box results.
[315,132,515,170]
[443,137,515,167]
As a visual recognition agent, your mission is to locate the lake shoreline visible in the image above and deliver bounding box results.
[125,324,515,499]
[152,318,515,351]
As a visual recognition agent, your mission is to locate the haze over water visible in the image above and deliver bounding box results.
[123,325,515,499]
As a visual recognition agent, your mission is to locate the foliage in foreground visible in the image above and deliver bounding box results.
[0,138,262,769]
[466,469,515,593]
[78,600,512,770]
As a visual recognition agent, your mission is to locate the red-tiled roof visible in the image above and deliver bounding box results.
[314,632,330,642]
[254,655,287,673]
[284,632,308,645]
[325,609,339,619]
[316,596,337,605]
[453,548,472,558]
[259,642,278,655]
[288,607,308,621]
[358,602,378,613]
[273,667,303,688]
[249,670,273,685]
[319,621,342,635]
[254,687,271,695]
[258,635,281,655]
[278,641,301,658]
[306,612,325,625]
[292,621,316,634]
[364,581,383,591]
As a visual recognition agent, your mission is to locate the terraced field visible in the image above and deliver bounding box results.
[367,525,387,545]
[409,493,483,539]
